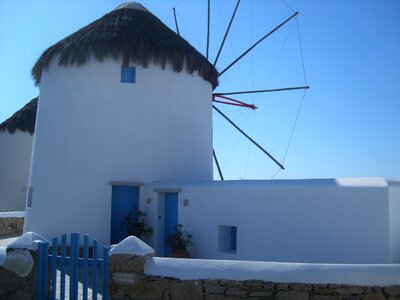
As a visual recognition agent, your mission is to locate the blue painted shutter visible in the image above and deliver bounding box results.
[121,66,136,83]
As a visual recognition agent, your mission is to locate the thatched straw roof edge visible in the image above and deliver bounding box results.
[0,97,38,135]
[31,8,219,89]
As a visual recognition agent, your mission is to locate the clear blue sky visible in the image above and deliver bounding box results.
[1,0,399,180]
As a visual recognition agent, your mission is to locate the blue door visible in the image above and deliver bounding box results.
[111,186,139,244]
[164,192,178,256]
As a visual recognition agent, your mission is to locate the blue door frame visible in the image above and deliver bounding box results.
[111,186,139,244]
[164,192,178,256]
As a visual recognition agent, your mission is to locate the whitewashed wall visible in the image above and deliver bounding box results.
[0,131,33,211]
[109,237,400,287]
[146,178,399,264]
[389,183,400,263]
[24,57,213,246]
[145,257,400,286]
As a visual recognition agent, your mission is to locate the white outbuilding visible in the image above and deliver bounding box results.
[25,3,218,247]
[0,98,37,211]
[145,178,400,263]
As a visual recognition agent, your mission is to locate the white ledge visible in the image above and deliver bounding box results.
[145,258,400,286]
[0,211,25,218]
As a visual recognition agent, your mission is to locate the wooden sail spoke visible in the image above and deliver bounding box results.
[216,85,309,96]
[218,11,298,78]
[213,105,285,170]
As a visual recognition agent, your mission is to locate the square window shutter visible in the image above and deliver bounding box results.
[121,66,136,83]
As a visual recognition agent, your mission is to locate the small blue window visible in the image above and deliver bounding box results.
[218,225,237,253]
[121,66,136,83]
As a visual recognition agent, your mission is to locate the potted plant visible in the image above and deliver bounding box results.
[121,209,153,240]
[165,224,193,258]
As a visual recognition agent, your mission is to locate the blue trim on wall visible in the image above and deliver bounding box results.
[164,192,178,256]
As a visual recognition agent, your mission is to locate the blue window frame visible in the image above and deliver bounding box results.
[121,66,136,83]
[218,225,237,253]
[230,226,237,251]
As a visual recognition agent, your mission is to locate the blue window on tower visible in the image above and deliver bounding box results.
[121,66,136,83]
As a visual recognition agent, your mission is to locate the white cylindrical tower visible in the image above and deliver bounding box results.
[25,3,218,246]
[0,99,37,211]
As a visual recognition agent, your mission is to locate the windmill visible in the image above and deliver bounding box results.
[170,0,309,180]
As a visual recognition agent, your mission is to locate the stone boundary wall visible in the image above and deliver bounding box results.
[0,216,24,237]
[108,255,400,300]
[0,232,48,300]
[0,250,36,300]
[0,265,35,300]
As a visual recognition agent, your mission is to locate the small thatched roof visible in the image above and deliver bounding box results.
[0,98,38,135]
[32,2,219,89]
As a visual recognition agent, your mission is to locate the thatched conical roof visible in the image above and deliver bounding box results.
[32,2,218,89]
[0,97,38,135]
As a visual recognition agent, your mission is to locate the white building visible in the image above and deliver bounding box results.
[0,98,37,211]
[25,3,217,246]
[144,178,400,263]
[22,2,400,264]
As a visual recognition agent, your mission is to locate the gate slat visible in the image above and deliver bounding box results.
[43,242,49,299]
[51,238,58,300]
[92,239,98,300]
[70,233,75,300]
[60,234,67,299]
[70,233,80,300]
[83,235,89,299]
[102,246,109,300]
[36,242,44,300]
[74,233,80,300]
[37,243,42,300]
[41,242,49,300]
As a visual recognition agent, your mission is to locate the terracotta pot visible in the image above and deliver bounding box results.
[170,249,190,258]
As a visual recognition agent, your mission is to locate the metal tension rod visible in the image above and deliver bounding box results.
[213,99,256,109]
[213,105,285,170]
[213,94,257,110]
[173,8,180,36]
[216,85,309,96]
[218,11,298,78]
[213,0,241,66]
[206,0,211,59]
[213,149,224,180]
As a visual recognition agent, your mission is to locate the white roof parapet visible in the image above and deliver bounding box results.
[148,177,394,188]
[8,232,50,250]
[109,236,155,257]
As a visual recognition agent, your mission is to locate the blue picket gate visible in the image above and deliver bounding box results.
[36,233,110,300]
